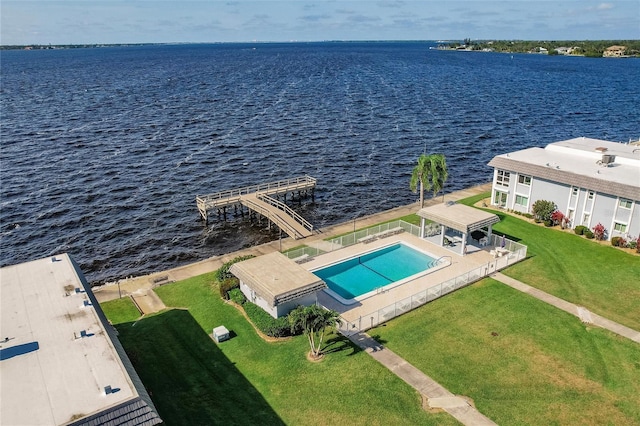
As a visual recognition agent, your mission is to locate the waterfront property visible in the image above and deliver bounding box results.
[0,254,161,426]
[229,252,327,318]
[488,137,640,240]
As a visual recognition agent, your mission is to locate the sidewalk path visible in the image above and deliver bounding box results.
[493,272,640,343]
[348,332,496,426]
[95,183,492,305]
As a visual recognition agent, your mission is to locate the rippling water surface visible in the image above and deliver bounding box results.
[1,42,638,283]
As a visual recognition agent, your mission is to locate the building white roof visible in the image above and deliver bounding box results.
[230,252,326,307]
[488,137,640,200]
[0,254,160,426]
[417,202,500,234]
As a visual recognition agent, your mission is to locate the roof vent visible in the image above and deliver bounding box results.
[104,385,121,395]
[601,154,615,165]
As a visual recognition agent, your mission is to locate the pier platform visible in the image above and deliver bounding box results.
[196,175,316,240]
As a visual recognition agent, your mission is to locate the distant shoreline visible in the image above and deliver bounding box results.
[2,39,639,55]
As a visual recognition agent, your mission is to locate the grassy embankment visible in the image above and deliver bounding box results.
[101,192,639,425]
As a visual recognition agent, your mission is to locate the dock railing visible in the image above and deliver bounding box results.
[241,198,305,240]
[256,193,314,233]
[196,175,316,208]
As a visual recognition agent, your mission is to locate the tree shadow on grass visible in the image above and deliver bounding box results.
[495,231,523,243]
[322,334,363,356]
[117,309,284,426]
[367,334,388,347]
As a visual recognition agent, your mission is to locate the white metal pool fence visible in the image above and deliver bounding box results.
[285,220,421,260]
[335,239,528,336]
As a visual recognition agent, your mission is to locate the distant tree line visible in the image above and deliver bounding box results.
[0,43,159,51]
[448,40,640,57]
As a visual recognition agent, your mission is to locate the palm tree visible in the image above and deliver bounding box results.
[289,304,341,359]
[410,153,449,208]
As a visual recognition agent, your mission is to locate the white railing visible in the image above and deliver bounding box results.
[256,193,314,232]
[335,240,527,336]
[284,220,422,260]
[196,175,316,206]
[241,198,305,240]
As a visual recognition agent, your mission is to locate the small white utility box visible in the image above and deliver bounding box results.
[213,326,230,343]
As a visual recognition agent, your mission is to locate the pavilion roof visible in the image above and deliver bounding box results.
[417,203,500,234]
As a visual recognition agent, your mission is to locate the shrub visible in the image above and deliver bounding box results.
[550,210,565,226]
[574,225,587,235]
[228,288,246,305]
[215,255,255,282]
[611,236,627,247]
[592,223,606,241]
[243,302,292,337]
[220,277,239,300]
[584,230,595,239]
[523,213,533,219]
[544,220,553,227]
[532,200,557,223]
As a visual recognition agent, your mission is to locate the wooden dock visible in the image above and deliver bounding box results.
[196,175,316,240]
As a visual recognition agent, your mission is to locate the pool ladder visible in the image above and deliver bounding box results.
[428,255,452,269]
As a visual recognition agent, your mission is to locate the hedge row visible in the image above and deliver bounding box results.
[215,255,256,282]
[243,302,292,337]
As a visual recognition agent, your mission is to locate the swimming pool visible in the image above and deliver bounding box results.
[313,243,438,302]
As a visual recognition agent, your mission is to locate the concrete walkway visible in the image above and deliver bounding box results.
[493,272,640,344]
[348,332,496,425]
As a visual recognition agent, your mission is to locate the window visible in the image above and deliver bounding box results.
[496,170,510,186]
[619,199,632,209]
[582,213,590,226]
[614,222,627,233]
[515,194,529,206]
[572,187,579,196]
[588,191,595,200]
[518,175,531,185]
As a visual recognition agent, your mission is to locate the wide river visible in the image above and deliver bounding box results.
[1,42,638,283]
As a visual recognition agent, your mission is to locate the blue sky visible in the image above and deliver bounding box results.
[1,1,638,45]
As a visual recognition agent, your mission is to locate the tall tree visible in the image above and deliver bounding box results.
[289,305,341,360]
[410,153,449,208]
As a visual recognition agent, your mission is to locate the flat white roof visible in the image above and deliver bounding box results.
[488,137,640,200]
[417,203,500,234]
[0,254,140,425]
[230,252,326,306]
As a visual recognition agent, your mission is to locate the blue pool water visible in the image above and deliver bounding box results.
[313,244,435,300]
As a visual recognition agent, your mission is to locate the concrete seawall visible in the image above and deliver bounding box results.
[94,183,492,304]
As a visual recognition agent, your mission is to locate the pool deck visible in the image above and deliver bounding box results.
[95,183,493,305]
[307,232,496,325]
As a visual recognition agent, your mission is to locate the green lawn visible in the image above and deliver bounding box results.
[100,296,141,324]
[370,279,640,425]
[100,192,640,425]
[103,273,457,426]
[458,193,640,330]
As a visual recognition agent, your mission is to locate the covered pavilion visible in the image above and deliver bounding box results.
[417,203,500,255]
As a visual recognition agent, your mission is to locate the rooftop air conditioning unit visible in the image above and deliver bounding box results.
[601,154,616,165]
